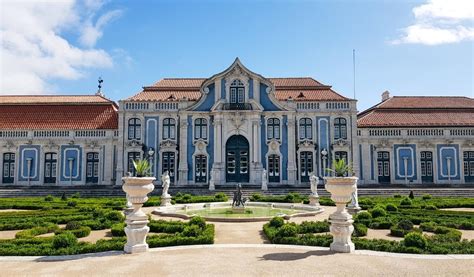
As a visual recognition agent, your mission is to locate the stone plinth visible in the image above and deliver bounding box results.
[324,177,358,253]
[309,194,320,207]
[161,195,172,207]
[122,176,155,254]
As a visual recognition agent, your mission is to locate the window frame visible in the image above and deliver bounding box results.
[334,117,347,140]
[128,118,142,140]
[299,118,313,140]
[194,118,208,140]
[267,118,281,140]
[162,118,176,140]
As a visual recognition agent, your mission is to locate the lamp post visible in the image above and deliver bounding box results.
[68,157,75,186]
[321,148,328,177]
[26,158,32,186]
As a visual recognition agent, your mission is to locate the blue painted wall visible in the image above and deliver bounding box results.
[359,144,363,180]
[221,79,226,99]
[194,84,215,111]
[187,115,195,181]
[317,117,330,176]
[260,84,281,111]
[282,115,288,181]
[60,145,82,182]
[394,144,417,181]
[145,117,159,176]
[249,78,253,99]
[437,144,461,181]
[370,145,375,180]
[261,115,267,169]
[19,145,40,181]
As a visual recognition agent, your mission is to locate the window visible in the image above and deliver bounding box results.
[86,152,99,184]
[300,151,313,182]
[44,153,57,184]
[230,79,245,104]
[3,153,15,184]
[194,118,208,140]
[128,118,141,140]
[268,154,280,182]
[335,151,348,164]
[195,155,207,183]
[267,118,280,140]
[127,152,141,176]
[162,152,175,182]
[299,118,312,140]
[334,117,347,140]
[163,118,176,140]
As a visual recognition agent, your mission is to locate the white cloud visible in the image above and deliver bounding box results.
[0,0,122,94]
[392,0,474,45]
[79,9,123,48]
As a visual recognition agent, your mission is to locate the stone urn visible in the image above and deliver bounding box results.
[324,176,358,253]
[122,176,155,254]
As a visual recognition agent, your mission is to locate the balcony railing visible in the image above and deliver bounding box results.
[222,103,253,110]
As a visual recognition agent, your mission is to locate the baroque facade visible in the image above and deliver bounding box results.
[0,59,472,188]
[117,59,358,187]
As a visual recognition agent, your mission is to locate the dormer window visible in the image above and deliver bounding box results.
[230,79,245,104]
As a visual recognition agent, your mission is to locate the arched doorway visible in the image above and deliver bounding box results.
[226,135,250,183]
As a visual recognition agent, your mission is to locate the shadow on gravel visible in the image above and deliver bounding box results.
[35,251,124,262]
[259,250,334,261]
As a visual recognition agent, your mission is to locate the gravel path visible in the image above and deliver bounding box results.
[1,245,472,276]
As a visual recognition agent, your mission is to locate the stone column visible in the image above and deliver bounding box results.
[287,115,297,185]
[178,117,188,185]
[252,118,263,184]
[212,117,224,184]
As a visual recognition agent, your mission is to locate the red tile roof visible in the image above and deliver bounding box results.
[358,96,474,128]
[0,95,113,105]
[0,95,118,130]
[128,77,349,102]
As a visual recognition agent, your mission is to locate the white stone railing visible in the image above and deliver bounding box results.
[0,129,117,139]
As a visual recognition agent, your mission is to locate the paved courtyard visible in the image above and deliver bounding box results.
[1,245,473,276]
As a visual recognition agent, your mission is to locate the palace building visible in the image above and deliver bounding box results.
[0,59,472,188]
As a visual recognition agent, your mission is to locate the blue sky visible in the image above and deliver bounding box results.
[1,0,473,111]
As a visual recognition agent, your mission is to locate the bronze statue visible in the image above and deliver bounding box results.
[232,183,246,207]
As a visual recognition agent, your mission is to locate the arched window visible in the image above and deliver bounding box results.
[230,79,245,104]
[128,118,141,140]
[163,118,176,140]
[267,118,280,140]
[194,118,208,140]
[299,118,312,140]
[334,117,347,140]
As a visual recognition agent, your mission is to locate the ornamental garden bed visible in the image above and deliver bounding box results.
[263,195,474,254]
[0,194,221,256]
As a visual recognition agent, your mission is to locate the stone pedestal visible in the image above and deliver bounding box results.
[261,181,268,191]
[309,194,320,207]
[347,206,362,215]
[324,177,358,253]
[161,195,172,207]
[122,177,155,254]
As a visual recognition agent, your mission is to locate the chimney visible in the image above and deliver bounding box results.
[381,90,390,102]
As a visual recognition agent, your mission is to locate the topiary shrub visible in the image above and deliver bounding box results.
[409,191,415,199]
[397,219,414,231]
[420,221,437,232]
[250,193,263,201]
[400,198,412,206]
[393,194,402,198]
[67,200,77,207]
[385,204,398,212]
[189,216,206,229]
[370,206,387,218]
[298,221,329,234]
[44,195,54,202]
[105,210,124,221]
[275,224,298,238]
[269,217,285,228]
[422,194,432,200]
[214,192,228,201]
[403,232,427,249]
[353,223,368,237]
[390,226,405,237]
[66,221,81,230]
[111,223,126,236]
[424,205,437,210]
[182,225,201,237]
[61,192,68,201]
[71,192,81,198]
[52,232,77,249]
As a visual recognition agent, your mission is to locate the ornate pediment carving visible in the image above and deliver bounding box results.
[419,140,434,148]
[377,139,391,148]
[127,139,142,147]
[3,140,15,150]
[332,139,349,148]
[267,139,281,151]
[463,140,474,147]
[229,112,246,132]
[86,140,100,149]
[160,139,177,149]
[44,140,59,150]
[193,139,208,151]
[298,139,314,148]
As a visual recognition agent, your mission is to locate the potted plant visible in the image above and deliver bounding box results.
[324,159,358,253]
[122,159,156,254]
